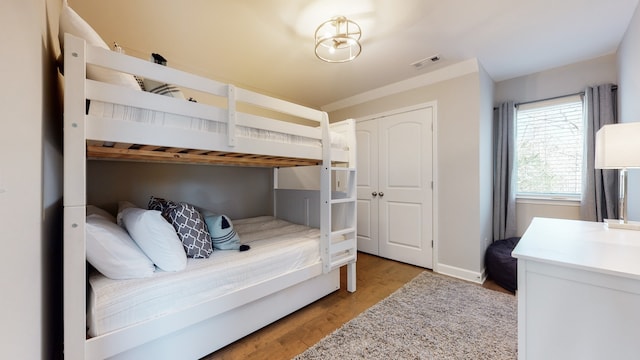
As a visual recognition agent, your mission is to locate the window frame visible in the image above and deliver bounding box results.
[514,94,585,201]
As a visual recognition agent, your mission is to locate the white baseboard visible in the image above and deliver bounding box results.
[436,263,484,284]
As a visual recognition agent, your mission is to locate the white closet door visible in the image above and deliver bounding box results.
[378,107,433,268]
[356,119,379,255]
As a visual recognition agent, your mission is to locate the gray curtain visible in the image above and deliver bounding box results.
[493,101,517,240]
[580,84,618,222]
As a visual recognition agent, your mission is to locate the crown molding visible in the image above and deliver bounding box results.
[321,58,479,112]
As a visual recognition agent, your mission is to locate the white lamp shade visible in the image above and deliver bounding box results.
[595,122,640,169]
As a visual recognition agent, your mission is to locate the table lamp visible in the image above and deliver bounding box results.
[595,122,640,230]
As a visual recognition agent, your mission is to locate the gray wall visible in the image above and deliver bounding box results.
[0,0,63,359]
[330,62,492,281]
[87,161,273,220]
[618,3,640,221]
[494,54,618,235]
[495,54,617,105]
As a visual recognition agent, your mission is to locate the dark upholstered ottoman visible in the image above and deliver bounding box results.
[485,237,520,293]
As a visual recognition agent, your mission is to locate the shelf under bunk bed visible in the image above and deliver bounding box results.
[63,33,357,360]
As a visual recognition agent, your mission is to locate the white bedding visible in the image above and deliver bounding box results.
[87,216,322,337]
[87,100,349,149]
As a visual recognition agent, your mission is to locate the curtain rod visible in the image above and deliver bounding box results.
[515,91,585,107]
[516,85,618,107]
[493,85,618,110]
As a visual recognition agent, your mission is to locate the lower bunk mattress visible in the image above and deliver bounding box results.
[87,216,322,337]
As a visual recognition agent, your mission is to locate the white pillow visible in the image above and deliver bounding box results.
[58,3,141,91]
[86,205,116,223]
[120,207,187,272]
[86,214,155,279]
[116,200,137,226]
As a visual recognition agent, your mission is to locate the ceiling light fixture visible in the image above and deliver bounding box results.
[314,16,361,63]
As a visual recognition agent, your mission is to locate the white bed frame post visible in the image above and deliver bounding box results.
[63,33,88,360]
[342,118,358,292]
[226,84,236,147]
[320,113,332,276]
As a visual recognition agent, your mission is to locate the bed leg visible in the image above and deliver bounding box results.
[346,261,356,292]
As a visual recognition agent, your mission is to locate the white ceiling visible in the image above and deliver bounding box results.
[71,0,639,109]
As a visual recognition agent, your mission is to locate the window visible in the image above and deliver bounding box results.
[516,94,584,198]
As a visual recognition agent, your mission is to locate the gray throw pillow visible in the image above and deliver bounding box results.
[149,196,213,258]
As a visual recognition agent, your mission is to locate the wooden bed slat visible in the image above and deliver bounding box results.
[165,147,187,153]
[113,142,133,149]
[186,149,210,155]
[87,144,321,167]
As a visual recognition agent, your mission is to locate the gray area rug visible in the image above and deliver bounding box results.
[295,271,517,360]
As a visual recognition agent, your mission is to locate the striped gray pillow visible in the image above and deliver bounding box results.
[142,79,185,99]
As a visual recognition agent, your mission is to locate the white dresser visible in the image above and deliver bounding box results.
[512,217,640,360]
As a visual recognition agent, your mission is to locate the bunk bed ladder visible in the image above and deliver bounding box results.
[320,116,357,293]
[321,166,357,292]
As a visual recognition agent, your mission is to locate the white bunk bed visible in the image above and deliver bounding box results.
[63,32,357,360]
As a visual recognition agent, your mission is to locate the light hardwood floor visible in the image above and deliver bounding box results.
[202,252,513,360]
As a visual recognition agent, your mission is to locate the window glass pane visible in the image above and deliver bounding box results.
[516,95,584,196]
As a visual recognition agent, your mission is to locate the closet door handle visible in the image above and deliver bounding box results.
[372,192,378,197]
[378,192,384,197]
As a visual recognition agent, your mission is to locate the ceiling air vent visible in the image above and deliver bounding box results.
[411,55,441,70]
